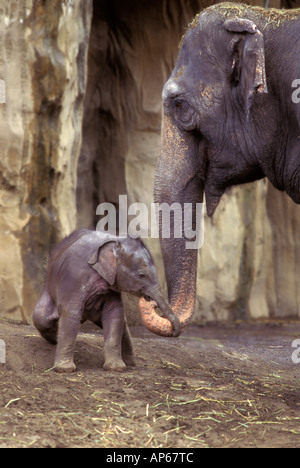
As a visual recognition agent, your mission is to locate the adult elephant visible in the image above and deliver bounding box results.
[139,2,300,336]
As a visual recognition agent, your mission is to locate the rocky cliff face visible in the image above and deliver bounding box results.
[0,0,92,320]
[0,0,299,323]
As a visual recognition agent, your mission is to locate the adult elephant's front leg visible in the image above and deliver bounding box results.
[54,306,81,373]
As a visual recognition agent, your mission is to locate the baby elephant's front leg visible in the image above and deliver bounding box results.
[102,293,134,371]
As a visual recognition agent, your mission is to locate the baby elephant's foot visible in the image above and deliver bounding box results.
[103,358,126,372]
[123,355,136,368]
[54,359,76,373]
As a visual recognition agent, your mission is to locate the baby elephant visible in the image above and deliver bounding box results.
[33,229,180,372]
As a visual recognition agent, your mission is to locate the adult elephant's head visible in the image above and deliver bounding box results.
[140,5,274,335]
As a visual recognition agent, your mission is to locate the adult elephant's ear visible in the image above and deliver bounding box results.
[224,18,268,117]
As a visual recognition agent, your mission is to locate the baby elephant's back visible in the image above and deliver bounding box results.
[47,229,117,292]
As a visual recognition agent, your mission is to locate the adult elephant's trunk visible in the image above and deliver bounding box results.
[139,113,204,337]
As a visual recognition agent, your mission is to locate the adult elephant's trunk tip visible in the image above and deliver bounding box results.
[138,296,195,337]
[139,298,178,337]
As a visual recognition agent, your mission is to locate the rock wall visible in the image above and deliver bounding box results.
[198,182,300,322]
[0,0,299,324]
[0,0,92,320]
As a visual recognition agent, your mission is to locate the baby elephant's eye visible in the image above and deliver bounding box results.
[137,272,146,279]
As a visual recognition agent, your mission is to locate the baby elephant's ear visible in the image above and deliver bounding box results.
[88,242,117,286]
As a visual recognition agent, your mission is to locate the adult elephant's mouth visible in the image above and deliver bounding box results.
[204,187,222,217]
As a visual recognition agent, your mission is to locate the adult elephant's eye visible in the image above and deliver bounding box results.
[174,100,183,110]
[174,99,186,114]
[174,99,196,130]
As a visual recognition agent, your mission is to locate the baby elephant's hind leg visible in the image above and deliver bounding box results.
[54,307,81,373]
[122,321,136,367]
[33,289,59,344]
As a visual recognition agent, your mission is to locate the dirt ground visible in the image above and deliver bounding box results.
[0,318,299,448]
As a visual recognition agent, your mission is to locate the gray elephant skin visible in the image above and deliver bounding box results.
[33,229,181,372]
[139,3,300,335]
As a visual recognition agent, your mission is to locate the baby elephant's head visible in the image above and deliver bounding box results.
[88,235,182,337]
[115,237,159,299]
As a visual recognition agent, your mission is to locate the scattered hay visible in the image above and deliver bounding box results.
[0,321,299,447]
